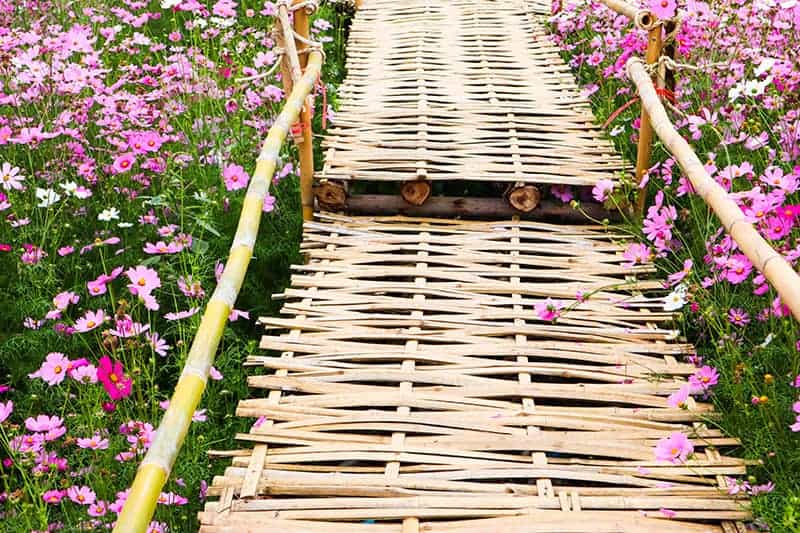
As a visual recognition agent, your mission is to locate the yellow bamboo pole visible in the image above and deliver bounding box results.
[627,58,800,323]
[294,1,316,221]
[633,24,663,216]
[112,50,324,533]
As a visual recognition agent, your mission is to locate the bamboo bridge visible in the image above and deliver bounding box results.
[114,0,800,531]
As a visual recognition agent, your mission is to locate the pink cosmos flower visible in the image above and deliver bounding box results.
[74,309,106,333]
[97,356,133,401]
[177,276,205,298]
[535,298,564,321]
[0,162,25,191]
[667,259,692,286]
[667,384,690,409]
[263,193,276,212]
[591,179,614,202]
[87,274,110,296]
[728,308,750,326]
[655,432,694,463]
[77,433,109,450]
[146,332,171,356]
[229,309,250,322]
[88,500,108,517]
[688,366,719,393]
[126,265,161,296]
[67,485,96,506]
[42,489,65,505]
[143,241,183,254]
[0,401,13,423]
[649,0,676,18]
[11,433,45,453]
[157,491,189,505]
[164,307,201,321]
[28,352,71,386]
[53,291,79,310]
[147,522,168,533]
[112,152,136,174]
[209,366,223,381]
[58,246,75,256]
[622,243,652,268]
[222,163,250,191]
[70,364,98,384]
[25,414,64,433]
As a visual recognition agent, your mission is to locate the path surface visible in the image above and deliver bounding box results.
[199,2,749,531]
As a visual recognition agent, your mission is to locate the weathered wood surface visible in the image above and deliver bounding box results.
[201,215,748,532]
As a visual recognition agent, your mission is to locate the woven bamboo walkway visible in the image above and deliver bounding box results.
[200,1,749,531]
[318,0,629,186]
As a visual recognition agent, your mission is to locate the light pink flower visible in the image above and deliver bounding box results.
[0,401,13,423]
[591,179,614,202]
[164,307,200,321]
[53,291,80,310]
[70,364,98,384]
[222,163,249,191]
[688,366,719,393]
[67,485,96,506]
[667,384,690,409]
[88,500,108,517]
[649,0,677,19]
[622,243,652,268]
[77,433,109,450]
[654,432,694,463]
[74,309,106,333]
[29,352,71,386]
[126,265,161,295]
[209,366,223,381]
[25,414,64,433]
[42,489,65,504]
[143,241,183,254]
[146,332,171,356]
[0,162,24,191]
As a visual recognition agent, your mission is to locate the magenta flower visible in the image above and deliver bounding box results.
[535,298,564,322]
[591,178,614,202]
[74,309,106,333]
[67,485,96,506]
[97,356,133,401]
[654,432,694,463]
[0,401,13,423]
[28,352,71,386]
[87,275,110,296]
[263,193,276,212]
[112,152,136,174]
[222,163,250,191]
[126,265,161,295]
[42,489,66,504]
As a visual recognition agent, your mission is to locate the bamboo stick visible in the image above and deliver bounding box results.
[597,0,641,21]
[294,0,316,221]
[634,25,663,216]
[112,50,324,533]
[627,58,800,322]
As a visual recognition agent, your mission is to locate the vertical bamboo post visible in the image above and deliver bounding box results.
[294,1,315,221]
[634,22,663,216]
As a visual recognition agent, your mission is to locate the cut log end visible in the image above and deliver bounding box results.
[400,180,431,206]
[314,180,348,210]
[507,184,541,213]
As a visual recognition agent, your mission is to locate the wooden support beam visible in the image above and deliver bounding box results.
[343,194,615,222]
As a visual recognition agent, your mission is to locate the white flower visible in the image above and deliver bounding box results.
[117,222,134,228]
[60,181,78,195]
[728,81,745,102]
[758,333,774,348]
[36,188,61,208]
[609,125,625,137]
[210,16,236,28]
[663,285,688,312]
[743,78,771,98]
[161,0,181,8]
[98,207,120,221]
[193,18,208,28]
[754,58,777,77]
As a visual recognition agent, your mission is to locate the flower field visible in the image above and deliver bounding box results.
[0,1,349,530]
[2,0,800,531]
[551,0,800,529]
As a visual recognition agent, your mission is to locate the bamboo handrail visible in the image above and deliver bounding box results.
[627,58,800,323]
[112,50,324,533]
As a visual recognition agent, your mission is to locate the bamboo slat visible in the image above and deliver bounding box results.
[201,215,748,532]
